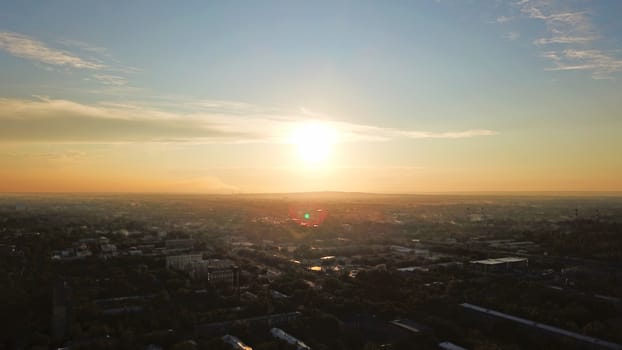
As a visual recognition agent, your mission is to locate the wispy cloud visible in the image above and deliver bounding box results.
[0,31,104,69]
[505,31,521,41]
[332,121,496,142]
[544,49,622,79]
[496,16,513,23]
[0,31,139,87]
[515,0,622,79]
[57,38,109,55]
[398,129,496,139]
[91,74,128,86]
[0,97,497,144]
[533,36,593,45]
[0,150,88,163]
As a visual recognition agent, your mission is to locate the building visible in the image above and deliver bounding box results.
[398,261,463,273]
[222,335,252,350]
[52,281,72,341]
[166,254,203,270]
[167,255,239,289]
[190,259,239,287]
[100,243,117,257]
[488,240,539,252]
[196,312,302,336]
[165,238,195,252]
[438,341,468,350]
[270,328,311,350]
[391,245,414,254]
[390,319,430,334]
[270,290,289,300]
[470,257,528,272]
[461,303,622,350]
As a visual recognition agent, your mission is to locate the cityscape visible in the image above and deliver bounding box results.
[1,193,622,349]
[1,0,622,349]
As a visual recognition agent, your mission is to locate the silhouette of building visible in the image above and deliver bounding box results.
[52,281,73,341]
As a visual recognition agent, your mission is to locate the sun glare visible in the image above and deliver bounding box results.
[290,122,337,164]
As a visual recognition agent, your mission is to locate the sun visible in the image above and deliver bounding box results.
[290,122,337,164]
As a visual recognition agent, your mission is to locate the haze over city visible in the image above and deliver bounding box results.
[1,0,621,194]
[3,2,622,350]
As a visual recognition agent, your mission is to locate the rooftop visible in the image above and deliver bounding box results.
[461,303,622,350]
[470,257,527,265]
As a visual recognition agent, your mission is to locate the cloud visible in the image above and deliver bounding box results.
[397,129,497,139]
[91,74,128,86]
[0,97,497,144]
[496,16,513,23]
[515,0,622,79]
[505,31,521,41]
[332,121,496,142]
[0,97,248,143]
[0,31,104,69]
[0,31,139,88]
[544,49,622,79]
[57,38,109,55]
[533,36,593,45]
[0,150,89,165]
[519,2,594,44]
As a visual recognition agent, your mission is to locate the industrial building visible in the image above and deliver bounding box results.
[222,334,252,350]
[270,328,311,350]
[166,255,239,289]
[196,312,302,336]
[166,254,203,270]
[190,259,239,287]
[470,257,528,272]
[438,342,468,350]
[461,303,622,350]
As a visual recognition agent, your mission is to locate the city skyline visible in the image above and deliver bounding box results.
[1,0,621,193]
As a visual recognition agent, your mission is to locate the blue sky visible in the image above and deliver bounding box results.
[0,0,621,193]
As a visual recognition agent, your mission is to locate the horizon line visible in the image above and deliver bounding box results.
[1,190,622,197]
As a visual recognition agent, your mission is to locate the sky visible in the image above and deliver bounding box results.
[0,0,621,194]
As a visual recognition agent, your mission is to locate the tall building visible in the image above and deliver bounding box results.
[52,281,73,341]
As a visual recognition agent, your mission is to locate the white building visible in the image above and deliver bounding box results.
[222,334,252,350]
[439,341,468,350]
[270,328,311,350]
[470,257,528,272]
[166,254,203,270]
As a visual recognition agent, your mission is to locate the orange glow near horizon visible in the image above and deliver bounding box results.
[1,161,622,194]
